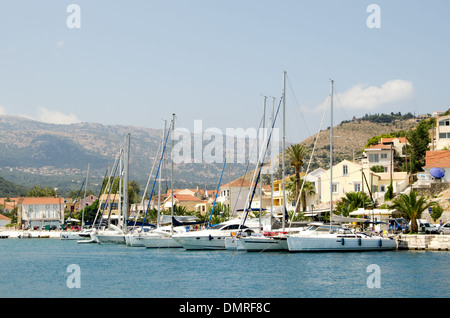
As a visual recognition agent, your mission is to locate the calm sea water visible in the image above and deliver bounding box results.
[1,238,449,299]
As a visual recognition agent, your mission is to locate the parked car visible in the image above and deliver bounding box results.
[417,219,439,234]
[438,223,450,235]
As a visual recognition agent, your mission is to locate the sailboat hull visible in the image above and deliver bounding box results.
[240,236,288,252]
[95,234,126,244]
[287,235,397,252]
[140,236,182,248]
[173,235,228,250]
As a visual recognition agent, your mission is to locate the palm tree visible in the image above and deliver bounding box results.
[335,192,373,217]
[286,176,316,213]
[389,191,437,233]
[286,144,310,213]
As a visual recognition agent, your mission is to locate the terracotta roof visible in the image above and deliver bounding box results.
[173,194,201,201]
[0,214,11,220]
[365,143,394,150]
[21,197,65,205]
[423,150,450,168]
[220,177,253,188]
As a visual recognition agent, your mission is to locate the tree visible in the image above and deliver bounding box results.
[335,192,373,217]
[405,119,433,173]
[389,191,437,233]
[286,176,316,213]
[27,185,57,197]
[286,144,310,213]
[430,205,444,223]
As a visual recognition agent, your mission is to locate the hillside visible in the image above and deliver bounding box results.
[299,118,418,170]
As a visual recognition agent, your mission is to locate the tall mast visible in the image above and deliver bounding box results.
[171,113,175,234]
[282,70,286,231]
[329,79,334,232]
[123,133,130,233]
[260,95,266,232]
[82,163,90,228]
[157,120,166,228]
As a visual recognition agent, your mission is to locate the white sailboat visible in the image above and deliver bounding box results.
[95,133,131,245]
[287,80,397,252]
[239,70,290,252]
[137,114,184,248]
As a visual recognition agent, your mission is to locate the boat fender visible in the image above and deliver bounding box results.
[209,234,212,241]
[378,239,382,247]
[358,238,362,246]
[341,237,345,245]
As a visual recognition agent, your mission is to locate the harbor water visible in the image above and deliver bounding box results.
[1,238,449,299]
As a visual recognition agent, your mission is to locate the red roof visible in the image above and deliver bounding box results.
[424,150,450,168]
[173,194,201,201]
[21,197,65,205]
[381,137,407,144]
[365,143,393,150]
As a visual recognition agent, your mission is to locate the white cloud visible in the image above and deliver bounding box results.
[0,104,7,115]
[304,79,414,113]
[36,107,79,125]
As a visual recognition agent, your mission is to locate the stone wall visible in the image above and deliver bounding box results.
[397,234,450,250]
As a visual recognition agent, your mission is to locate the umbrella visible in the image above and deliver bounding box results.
[430,167,445,179]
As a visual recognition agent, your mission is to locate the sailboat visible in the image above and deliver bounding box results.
[61,163,93,241]
[286,80,397,252]
[94,133,131,245]
[138,114,185,248]
[239,71,290,252]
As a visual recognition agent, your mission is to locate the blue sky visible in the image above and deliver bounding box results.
[0,0,449,144]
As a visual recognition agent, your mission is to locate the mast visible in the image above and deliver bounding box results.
[157,120,166,228]
[171,113,175,234]
[123,133,130,233]
[81,163,90,228]
[270,97,275,231]
[282,70,286,231]
[329,79,334,232]
[260,95,266,232]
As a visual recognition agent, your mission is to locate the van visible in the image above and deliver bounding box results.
[417,219,439,234]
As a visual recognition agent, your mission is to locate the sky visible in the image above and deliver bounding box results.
[0,0,449,145]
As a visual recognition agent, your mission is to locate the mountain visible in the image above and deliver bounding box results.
[0,115,250,195]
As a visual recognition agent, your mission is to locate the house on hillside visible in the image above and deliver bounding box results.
[19,197,66,230]
[0,197,21,213]
[434,114,450,150]
[362,137,407,174]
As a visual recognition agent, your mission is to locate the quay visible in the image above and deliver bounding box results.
[396,234,450,251]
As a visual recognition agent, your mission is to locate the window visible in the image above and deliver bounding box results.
[381,153,388,159]
[439,120,450,126]
[343,165,348,176]
[332,183,338,194]
[380,185,386,192]
[354,183,361,192]
[369,154,379,162]
[439,133,450,139]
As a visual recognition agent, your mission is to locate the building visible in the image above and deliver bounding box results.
[319,159,410,207]
[422,150,450,182]
[19,197,66,230]
[0,214,11,227]
[434,114,450,150]
[98,193,121,226]
[362,137,407,174]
